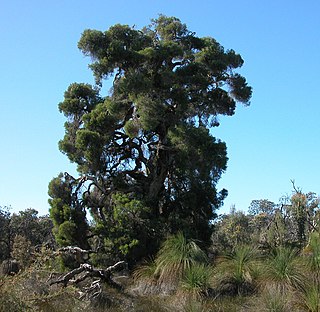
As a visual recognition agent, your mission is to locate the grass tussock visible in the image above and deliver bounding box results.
[295,279,320,312]
[250,285,292,312]
[213,245,260,296]
[154,232,208,284]
[180,264,212,296]
[261,247,305,291]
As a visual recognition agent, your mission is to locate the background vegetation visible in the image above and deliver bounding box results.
[2,183,319,311]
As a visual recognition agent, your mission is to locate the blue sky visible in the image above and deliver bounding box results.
[1,0,319,216]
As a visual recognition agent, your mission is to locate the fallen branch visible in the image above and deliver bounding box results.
[79,280,102,300]
[57,246,95,263]
[58,246,94,254]
[50,261,126,289]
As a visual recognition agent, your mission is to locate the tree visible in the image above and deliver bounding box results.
[248,199,276,216]
[212,208,254,251]
[289,181,320,247]
[48,173,88,249]
[49,15,252,264]
[0,206,11,261]
[0,207,54,264]
[10,208,54,247]
[11,235,32,269]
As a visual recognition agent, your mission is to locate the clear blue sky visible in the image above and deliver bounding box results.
[1,0,320,216]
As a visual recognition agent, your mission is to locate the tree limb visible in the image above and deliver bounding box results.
[50,261,126,289]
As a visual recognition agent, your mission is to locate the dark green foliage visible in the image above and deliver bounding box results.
[263,246,304,290]
[0,206,11,261]
[248,199,276,216]
[50,15,251,264]
[10,208,54,247]
[91,193,157,265]
[48,173,88,249]
[0,207,54,264]
[214,245,259,296]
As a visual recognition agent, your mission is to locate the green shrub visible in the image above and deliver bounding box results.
[180,264,212,298]
[263,247,304,291]
[154,232,208,284]
[214,245,260,296]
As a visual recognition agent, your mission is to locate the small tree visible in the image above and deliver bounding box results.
[48,173,88,249]
[212,208,253,251]
[10,208,54,247]
[248,199,276,216]
[289,181,320,247]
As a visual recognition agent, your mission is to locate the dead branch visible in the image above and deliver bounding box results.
[291,179,302,194]
[49,261,126,289]
[58,246,95,256]
[79,280,102,300]
[56,246,95,263]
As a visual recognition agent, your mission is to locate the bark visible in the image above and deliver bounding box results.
[146,132,173,209]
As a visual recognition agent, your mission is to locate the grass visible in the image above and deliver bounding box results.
[213,245,260,296]
[303,232,320,273]
[154,232,208,284]
[180,263,213,298]
[262,246,304,291]
[133,258,158,281]
[5,236,320,312]
[295,279,320,312]
[133,232,210,298]
[251,285,291,312]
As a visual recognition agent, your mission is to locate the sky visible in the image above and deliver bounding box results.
[1,0,320,216]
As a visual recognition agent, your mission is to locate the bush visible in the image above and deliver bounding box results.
[213,245,260,296]
[262,246,304,291]
[154,232,208,284]
[180,263,213,298]
[12,235,32,269]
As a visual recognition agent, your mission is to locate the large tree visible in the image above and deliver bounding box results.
[49,15,251,264]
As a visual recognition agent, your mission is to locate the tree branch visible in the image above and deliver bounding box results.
[50,261,126,289]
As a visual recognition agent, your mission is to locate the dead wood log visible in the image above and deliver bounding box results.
[49,261,126,289]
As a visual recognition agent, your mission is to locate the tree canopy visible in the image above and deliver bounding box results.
[49,15,252,264]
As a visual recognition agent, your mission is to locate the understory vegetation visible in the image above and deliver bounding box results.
[1,187,320,311]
